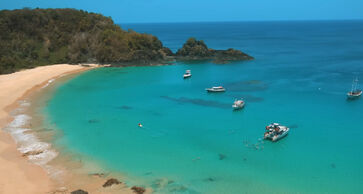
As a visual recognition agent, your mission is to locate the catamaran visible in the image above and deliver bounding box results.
[206,86,226,92]
[264,123,289,142]
[232,99,245,110]
[347,78,362,98]
[183,70,192,79]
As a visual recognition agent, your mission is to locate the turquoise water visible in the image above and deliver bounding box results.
[45,21,363,193]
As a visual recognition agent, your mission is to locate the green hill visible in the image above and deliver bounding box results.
[0,8,171,74]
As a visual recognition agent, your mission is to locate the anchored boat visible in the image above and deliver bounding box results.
[206,86,226,92]
[183,70,192,79]
[264,123,289,142]
[232,99,245,110]
[347,78,362,98]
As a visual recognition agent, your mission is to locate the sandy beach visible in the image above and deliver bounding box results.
[0,64,91,194]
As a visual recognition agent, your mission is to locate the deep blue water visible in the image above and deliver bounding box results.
[44,21,363,193]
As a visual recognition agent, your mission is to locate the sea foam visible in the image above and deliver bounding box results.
[3,101,61,177]
[42,78,55,88]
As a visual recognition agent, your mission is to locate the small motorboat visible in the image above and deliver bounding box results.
[264,123,289,142]
[232,99,245,110]
[206,86,226,92]
[347,78,362,98]
[183,70,192,79]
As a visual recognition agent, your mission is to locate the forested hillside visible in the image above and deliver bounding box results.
[0,8,171,74]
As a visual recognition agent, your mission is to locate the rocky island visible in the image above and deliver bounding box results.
[175,38,253,63]
[0,8,253,74]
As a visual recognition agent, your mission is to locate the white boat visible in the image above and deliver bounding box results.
[347,78,362,98]
[264,123,289,142]
[232,99,245,110]
[206,86,226,92]
[183,70,192,79]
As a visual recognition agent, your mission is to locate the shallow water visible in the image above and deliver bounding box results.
[44,21,363,193]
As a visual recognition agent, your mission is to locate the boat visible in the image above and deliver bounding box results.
[205,86,226,92]
[347,78,362,98]
[183,70,192,79]
[264,123,289,142]
[232,99,245,110]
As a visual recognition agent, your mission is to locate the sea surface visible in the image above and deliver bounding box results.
[43,21,363,193]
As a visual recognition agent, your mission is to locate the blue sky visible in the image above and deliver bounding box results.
[1,0,363,23]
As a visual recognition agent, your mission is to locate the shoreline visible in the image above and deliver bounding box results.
[0,64,94,193]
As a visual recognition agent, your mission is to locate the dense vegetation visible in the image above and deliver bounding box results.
[0,8,171,74]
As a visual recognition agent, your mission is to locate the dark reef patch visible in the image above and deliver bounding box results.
[147,110,163,116]
[219,154,227,160]
[117,105,133,110]
[161,96,230,109]
[204,177,217,182]
[144,172,153,175]
[88,119,100,124]
[228,94,264,103]
[168,184,188,193]
[151,178,175,189]
[88,119,99,123]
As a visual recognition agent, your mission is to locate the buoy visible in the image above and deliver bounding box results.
[138,123,143,128]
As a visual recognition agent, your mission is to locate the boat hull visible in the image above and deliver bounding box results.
[264,127,289,142]
[183,74,192,79]
[206,89,225,92]
[232,104,244,110]
[272,130,289,142]
[347,90,362,98]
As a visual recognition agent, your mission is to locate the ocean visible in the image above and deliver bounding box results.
[41,21,363,193]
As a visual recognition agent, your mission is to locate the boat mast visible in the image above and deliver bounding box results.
[351,78,358,93]
[356,78,359,92]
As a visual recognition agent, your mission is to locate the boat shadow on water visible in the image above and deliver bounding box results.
[346,96,361,102]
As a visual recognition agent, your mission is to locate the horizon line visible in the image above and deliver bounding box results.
[1,8,362,24]
[119,18,363,25]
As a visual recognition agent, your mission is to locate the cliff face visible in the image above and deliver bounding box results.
[176,38,254,63]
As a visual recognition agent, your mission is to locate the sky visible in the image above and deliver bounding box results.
[1,0,363,23]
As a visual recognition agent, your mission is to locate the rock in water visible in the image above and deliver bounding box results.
[22,150,44,157]
[131,186,146,194]
[89,173,105,178]
[102,178,122,187]
[70,189,88,194]
[175,38,253,63]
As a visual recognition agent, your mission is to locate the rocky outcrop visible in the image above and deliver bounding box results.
[22,150,43,157]
[175,38,253,63]
[89,172,105,178]
[131,186,146,194]
[70,189,88,194]
[102,178,122,187]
